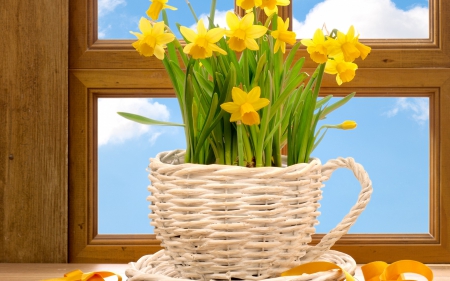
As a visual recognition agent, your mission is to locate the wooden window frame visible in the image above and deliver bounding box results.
[69,0,450,263]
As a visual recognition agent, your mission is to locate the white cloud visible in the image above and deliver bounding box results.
[384,97,429,124]
[293,0,428,39]
[189,10,233,30]
[97,98,170,146]
[98,0,126,17]
[98,24,112,39]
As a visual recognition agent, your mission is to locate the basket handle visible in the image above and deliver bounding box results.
[301,157,373,263]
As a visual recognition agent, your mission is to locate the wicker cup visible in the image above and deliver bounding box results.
[148,150,372,281]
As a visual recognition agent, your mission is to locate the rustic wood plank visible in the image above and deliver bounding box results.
[0,0,68,262]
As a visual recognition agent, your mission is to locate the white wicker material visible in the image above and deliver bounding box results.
[126,250,357,281]
[147,150,372,281]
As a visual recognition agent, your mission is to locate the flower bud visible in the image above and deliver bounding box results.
[339,120,357,130]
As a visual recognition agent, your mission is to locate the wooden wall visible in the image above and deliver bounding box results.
[0,0,68,262]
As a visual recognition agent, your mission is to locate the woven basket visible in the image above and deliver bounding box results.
[148,150,372,281]
[126,249,357,281]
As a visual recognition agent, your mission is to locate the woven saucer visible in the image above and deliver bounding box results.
[126,250,356,281]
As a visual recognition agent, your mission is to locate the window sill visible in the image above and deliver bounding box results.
[0,263,449,280]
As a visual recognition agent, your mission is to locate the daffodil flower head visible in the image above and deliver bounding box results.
[130,18,175,60]
[301,28,339,64]
[335,25,364,62]
[180,19,227,59]
[260,0,290,16]
[325,54,358,85]
[146,0,177,21]
[271,17,296,54]
[354,35,371,60]
[220,86,270,126]
[225,12,268,52]
[237,0,263,10]
[339,120,357,130]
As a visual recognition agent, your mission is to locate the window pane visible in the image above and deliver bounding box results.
[98,0,234,39]
[313,97,429,234]
[293,0,429,39]
[97,97,185,234]
[97,96,429,235]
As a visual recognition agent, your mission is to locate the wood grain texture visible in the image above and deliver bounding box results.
[0,0,68,262]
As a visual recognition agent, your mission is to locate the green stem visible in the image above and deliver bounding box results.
[273,129,281,167]
[237,121,244,167]
[242,125,253,165]
[223,116,232,165]
[209,0,217,28]
[185,0,199,22]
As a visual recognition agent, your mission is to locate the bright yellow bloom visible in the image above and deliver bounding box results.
[334,25,370,62]
[301,29,339,64]
[146,0,177,21]
[225,12,268,52]
[271,17,296,54]
[130,18,175,60]
[236,0,262,10]
[325,54,358,85]
[220,87,270,126]
[354,36,371,60]
[334,26,360,62]
[180,19,227,59]
[259,0,290,16]
[339,120,357,130]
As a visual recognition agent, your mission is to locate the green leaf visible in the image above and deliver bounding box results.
[319,92,355,120]
[194,93,219,160]
[315,95,333,110]
[284,42,302,74]
[117,112,184,127]
[251,52,267,87]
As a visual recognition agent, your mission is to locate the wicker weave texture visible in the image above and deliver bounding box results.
[126,250,357,281]
[147,150,372,281]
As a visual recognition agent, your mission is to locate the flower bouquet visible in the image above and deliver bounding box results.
[122,1,373,280]
[119,0,371,168]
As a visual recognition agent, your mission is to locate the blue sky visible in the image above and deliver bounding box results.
[98,0,429,39]
[97,0,430,235]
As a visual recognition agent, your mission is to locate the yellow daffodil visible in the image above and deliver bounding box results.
[220,87,270,126]
[334,25,370,62]
[180,19,227,59]
[236,0,262,10]
[301,29,339,64]
[325,54,358,85]
[334,26,360,62]
[146,0,177,21]
[271,17,296,54]
[338,120,357,130]
[130,18,175,60]
[259,0,290,16]
[225,12,268,52]
[354,35,371,60]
